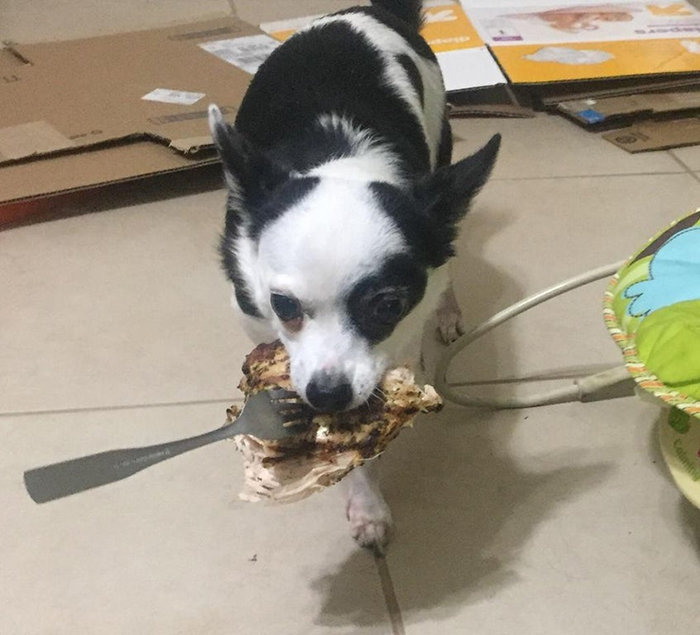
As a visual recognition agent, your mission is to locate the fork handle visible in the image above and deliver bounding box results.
[24,423,236,504]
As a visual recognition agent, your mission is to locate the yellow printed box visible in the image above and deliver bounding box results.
[493,37,700,83]
[461,1,700,83]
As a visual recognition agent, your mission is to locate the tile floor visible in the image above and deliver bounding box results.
[2,1,700,634]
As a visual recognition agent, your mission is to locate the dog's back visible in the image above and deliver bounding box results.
[234,0,450,181]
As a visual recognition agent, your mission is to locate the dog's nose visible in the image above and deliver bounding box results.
[305,373,353,411]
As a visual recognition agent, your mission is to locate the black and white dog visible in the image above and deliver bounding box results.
[209,0,499,552]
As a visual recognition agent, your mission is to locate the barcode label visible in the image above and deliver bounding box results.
[141,88,205,105]
[199,34,280,74]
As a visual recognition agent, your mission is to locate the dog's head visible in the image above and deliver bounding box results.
[209,106,499,411]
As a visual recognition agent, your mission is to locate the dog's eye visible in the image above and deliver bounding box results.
[270,293,303,323]
[370,292,407,326]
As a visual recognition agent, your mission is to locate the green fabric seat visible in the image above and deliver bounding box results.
[604,209,700,508]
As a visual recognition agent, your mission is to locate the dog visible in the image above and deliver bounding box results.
[208,0,500,553]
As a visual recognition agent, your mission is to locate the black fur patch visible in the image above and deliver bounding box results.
[396,53,424,108]
[246,177,320,240]
[370,182,451,268]
[235,19,431,179]
[266,122,355,175]
[346,254,428,344]
[370,134,500,269]
[219,192,262,318]
[370,0,424,31]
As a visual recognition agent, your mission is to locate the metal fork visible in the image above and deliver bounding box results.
[23,389,309,504]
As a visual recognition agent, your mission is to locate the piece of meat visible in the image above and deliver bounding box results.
[227,341,442,504]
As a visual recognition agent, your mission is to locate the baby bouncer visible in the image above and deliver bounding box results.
[436,209,700,509]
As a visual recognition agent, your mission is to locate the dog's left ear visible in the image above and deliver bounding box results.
[208,104,288,206]
[414,134,500,266]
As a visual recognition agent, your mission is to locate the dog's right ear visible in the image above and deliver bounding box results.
[208,104,288,205]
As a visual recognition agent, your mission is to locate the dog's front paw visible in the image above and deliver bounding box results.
[436,284,465,344]
[346,495,393,555]
[436,305,465,344]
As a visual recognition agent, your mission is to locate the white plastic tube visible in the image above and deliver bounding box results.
[435,261,634,408]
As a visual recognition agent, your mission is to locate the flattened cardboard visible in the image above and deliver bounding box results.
[536,75,700,108]
[603,116,700,152]
[447,102,535,118]
[557,90,700,126]
[0,121,75,161]
[0,17,259,212]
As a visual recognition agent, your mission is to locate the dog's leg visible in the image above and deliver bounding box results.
[436,278,465,344]
[345,461,393,555]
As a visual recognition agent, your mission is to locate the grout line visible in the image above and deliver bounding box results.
[666,150,700,183]
[490,170,687,182]
[375,556,406,635]
[0,397,243,419]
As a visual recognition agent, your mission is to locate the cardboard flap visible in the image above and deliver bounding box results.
[558,91,700,125]
[169,136,216,154]
[0,121,75,161]
[0,18,258,166]
[604,117,700,152]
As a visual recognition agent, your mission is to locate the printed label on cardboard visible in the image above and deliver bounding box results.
[199,34,281,74]
[141,88,206,106]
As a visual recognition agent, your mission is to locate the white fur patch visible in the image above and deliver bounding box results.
[259,179,406,303]
[311,115,403,185]
[251,179,407,406]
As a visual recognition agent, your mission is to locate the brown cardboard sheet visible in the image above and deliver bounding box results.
[0,17,262,218]
[603,117,700,152]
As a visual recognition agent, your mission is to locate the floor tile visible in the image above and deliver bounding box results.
[0,185,252,414]
[451,116,683,180]
[387,170,700,634]
[669,146,700,173]
[377,399,700,635]
[1,0,233,41]
[0,403,390,635]
[433,173,700,390]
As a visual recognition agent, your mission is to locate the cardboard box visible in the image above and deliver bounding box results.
[0,6,514,226]
[0,16,270,222]
[461,1,700,86]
